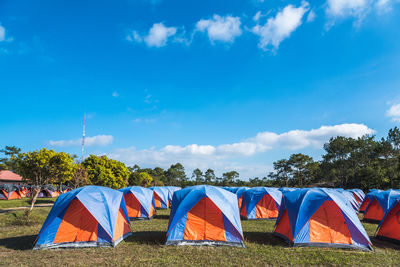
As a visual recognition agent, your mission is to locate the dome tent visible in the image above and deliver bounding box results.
[240,187,282,220]
[119,186,156,220]
[359,190,382,213]
[376,198,400,244]
[0,184,22,200]
[363,189,400,223]
[150,186,170,209]
[165,186,181,206]
[33,186,131,250]
[274,188,373,251]
[166,185,245,247]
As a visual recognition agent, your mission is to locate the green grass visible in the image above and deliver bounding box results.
[0,198,56,209]
[1,208,400,266]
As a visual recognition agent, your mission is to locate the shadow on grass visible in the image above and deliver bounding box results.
[126,231,166,245]
[370,237,400,250]
[243,232,288,246]
[0,235,36,250]
[154,214,170,220]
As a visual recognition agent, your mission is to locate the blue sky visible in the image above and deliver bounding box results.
[1,0,400,179]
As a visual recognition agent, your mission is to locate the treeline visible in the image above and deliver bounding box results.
[1,127,400,193]
[265,127,400,191]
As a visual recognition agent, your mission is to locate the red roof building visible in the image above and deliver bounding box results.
[0,170,23,185]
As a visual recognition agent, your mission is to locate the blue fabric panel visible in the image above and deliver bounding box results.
[119,196,130,222]
[167,213,188,241]
[294,220,310,243]
[140,205,147,218]
[222,213,242,243]
[342,210,371,249]
[97,223,111,243]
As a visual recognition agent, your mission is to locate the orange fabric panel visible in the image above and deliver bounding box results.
[54,199,98,243]
[377,203,400,240]
[359,199,370,212]
[1,190,9,199]
[154,193,162,208]
[113,208,131,241]
[309,200,352,244]
[124,194,141,218]
[255,195,279,219]
[183,197,226,241]
[149,203,156,217]
[274,209,293,241]
[9,191,18,200]
[352,193,361,205]
[240,202,247,217]
[238,196,243,210]
[364,199,385,221]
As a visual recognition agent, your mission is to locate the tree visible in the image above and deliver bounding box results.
[165,163,187,186]
[15,148,75,211]
[82,155,129,189]
[269,159,291,187]
[49,152,77,187]
[70,164,89,189]
[204,169,216,184]
[0,145,21,171]
[288,153,318,187]
[129,171,153,187]
[192,168,204,184]
[222,171,239,186]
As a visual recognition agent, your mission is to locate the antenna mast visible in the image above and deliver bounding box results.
[81,112,86,163]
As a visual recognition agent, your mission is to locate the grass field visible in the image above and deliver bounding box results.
[0,198,56,209]
[1,205,400,266]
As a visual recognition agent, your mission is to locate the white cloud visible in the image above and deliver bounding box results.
[49,135,114,147]
[127,23,177,47]
[195,15,242,43]
[144,23,177,47]
[108,123,374,178]
[252,2,309,50]
[0,25,5,42]
[326,0,369,18]
[307,9,317,22]
[387,104,400,122]
[325,0,397,23]
[126,30,142,42]
[112,91,119,98]
[253,11,263,22]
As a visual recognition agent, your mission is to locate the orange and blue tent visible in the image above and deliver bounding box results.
[0,184,22,200]
[348,189,365,206]
[33,186,131,249]
[274,188,373,251]
[119,186,156,220]
[240,187,282,220]
[363,189,400,223]
[166,185,245,247]
[376,199,400,244]
[150,186,170,209]
[165,186,181,205]
[359,190,382,213]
